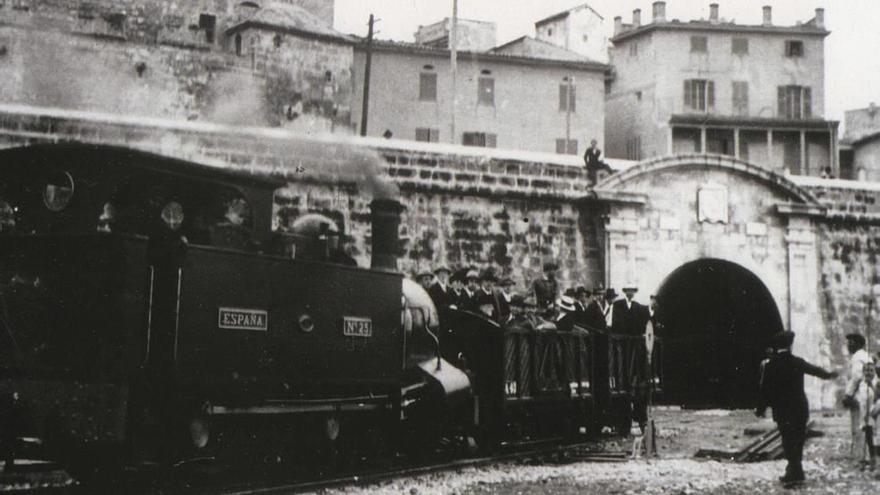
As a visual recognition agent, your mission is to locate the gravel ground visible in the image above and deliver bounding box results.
[321,409,880,495]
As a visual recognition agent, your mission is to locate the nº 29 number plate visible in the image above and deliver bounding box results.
[343,317,372,337]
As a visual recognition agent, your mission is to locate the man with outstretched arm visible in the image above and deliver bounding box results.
[756,331,838,487]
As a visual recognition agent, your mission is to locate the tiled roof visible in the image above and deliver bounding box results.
[612,19,829,43]
[227,2,355,44]
[535,3,604,26]
[355,38,609,72]
[491,36,597,63]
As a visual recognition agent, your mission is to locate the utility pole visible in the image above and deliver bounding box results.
[360,14,375,137]
[449,0,458,144]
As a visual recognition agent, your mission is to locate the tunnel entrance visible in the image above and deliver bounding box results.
[656,259,784,408]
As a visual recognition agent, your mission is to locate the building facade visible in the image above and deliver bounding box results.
[605,2,838,178]
[534,3,608,64]
[351,40,608,155]
[414,17,497,52]
[0,0,347,131]
[840,104,880,181]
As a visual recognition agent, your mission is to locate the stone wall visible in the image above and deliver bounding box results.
[0,104,604,294]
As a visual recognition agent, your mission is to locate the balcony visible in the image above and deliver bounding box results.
[668,114,839,178]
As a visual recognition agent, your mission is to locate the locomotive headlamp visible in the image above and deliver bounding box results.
[298,313,314,333]
[161,201,184,231]
[0,200,15,232]
[42,170,74,212]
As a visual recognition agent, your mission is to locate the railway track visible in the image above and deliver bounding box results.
[173,439,627,495]
[0,436,629,494]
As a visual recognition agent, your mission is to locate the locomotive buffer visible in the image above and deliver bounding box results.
[633,321,658,459]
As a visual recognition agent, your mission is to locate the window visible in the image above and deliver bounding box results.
[199,14,216,44]
[419,72,437,101]
[558,82,576,112]
[555,139,578,155]
[683,79,715,111]
[548,28,553,36]
[777,85,812,119]
[785,40,804,57]
[478,77,495,106]
[732,81,749,116]
[731,37,749,55]
[273,34,283,48]
[235,33,242,55]
[463,132,497,148]
[690,36,708,53]
[629,43,638,56]
[626,136,642,160]
[415,128,439,143]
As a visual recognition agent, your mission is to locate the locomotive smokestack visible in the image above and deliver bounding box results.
[370,199,403,272]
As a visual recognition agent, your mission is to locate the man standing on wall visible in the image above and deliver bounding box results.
[583,139,603,186]
[756,331,838,486]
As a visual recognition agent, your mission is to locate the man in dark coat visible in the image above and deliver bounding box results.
[611,286,649,336]
[583,139,603,185]
[460,269,481,312]
[583,287,608,332]
[611,285,651,431]
[533,262,560,310]
[756,331,838,486]
[428,265,454,317]
[495,277,515,325]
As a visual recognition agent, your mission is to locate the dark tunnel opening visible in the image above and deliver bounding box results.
[656,258,784,408]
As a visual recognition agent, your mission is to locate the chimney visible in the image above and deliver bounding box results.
[652,1,666,23]
[814,8,825,29]
[370,199,404,272]
[709,3,719,24]
[632,8,641,28]
[614,16,623,35]
[762,6,772,26]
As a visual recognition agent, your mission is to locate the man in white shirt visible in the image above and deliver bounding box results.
[843,333,873,459]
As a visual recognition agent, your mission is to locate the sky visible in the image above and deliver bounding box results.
[333,0,880,129]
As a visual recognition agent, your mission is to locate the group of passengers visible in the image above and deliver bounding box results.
[416,260,662,337]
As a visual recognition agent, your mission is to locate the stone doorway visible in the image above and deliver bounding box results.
[655,258,784,408]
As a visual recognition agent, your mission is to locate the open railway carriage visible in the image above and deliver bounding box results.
[449,310,664,445]
[0,143,467,468]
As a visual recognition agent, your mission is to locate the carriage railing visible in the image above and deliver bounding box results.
[503,328,593,399]
[608,334,664,395]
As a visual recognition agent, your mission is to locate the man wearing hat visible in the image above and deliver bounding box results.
[495,277,516,325]
[533,262,560,310]
[416,269,434,291]
[611,285,649,337]
[601,288,617,327]
[461,269,481,312]
[428,265,454,325]
[611,285,651,433]
[756,331,838,486]
[449,269,467,308]
[477,269,499,320]
[843,333,873,460]
[581,287,607,332]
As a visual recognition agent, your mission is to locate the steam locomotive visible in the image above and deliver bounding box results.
[0,142,654,474]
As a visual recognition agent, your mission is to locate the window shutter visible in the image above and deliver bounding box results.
[707,81,715,109]
[803,87,812,118]
[556,139,566,154]
[777,87,786,117]
[568,139,578,154]
[684,80,692,108]
[559,85,566,111]
[569,85,576,112]
[487,134,497,148]
[430,129,439,142]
